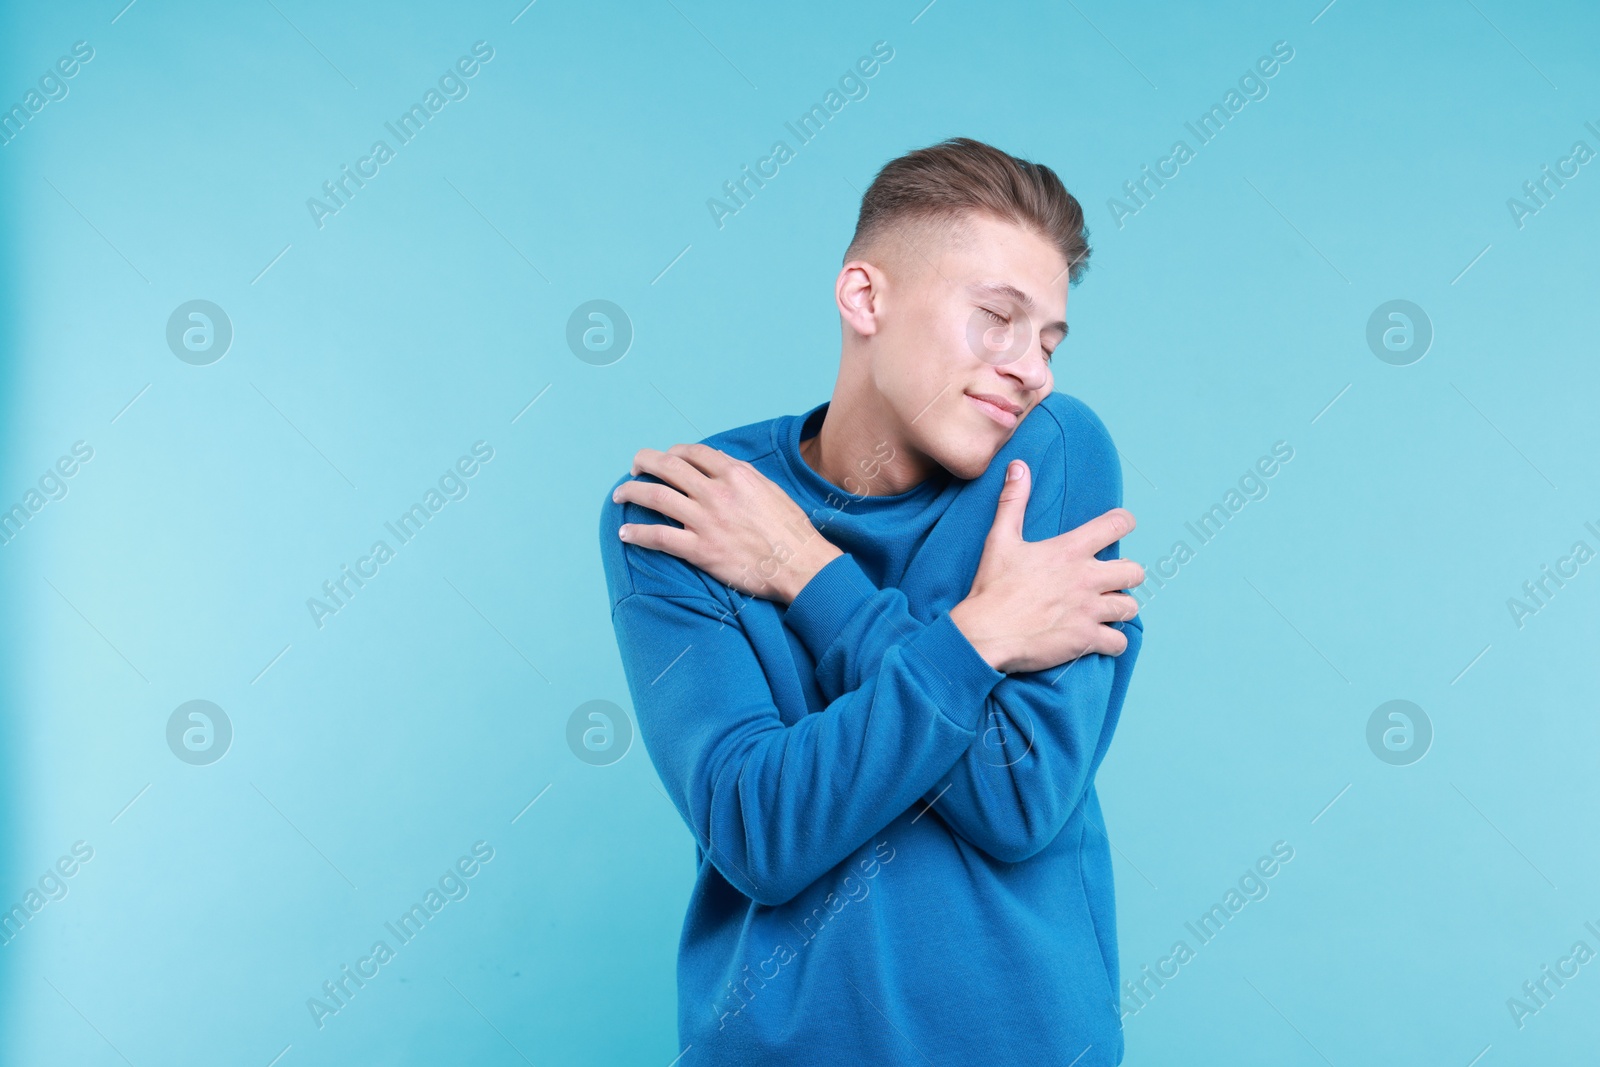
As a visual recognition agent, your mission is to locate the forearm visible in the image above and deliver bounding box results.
[612,584,1004,906]
[921,625,1140,861]
[785,551,1136,861]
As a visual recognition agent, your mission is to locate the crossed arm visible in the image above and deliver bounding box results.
[604,428,1143,902]
[609,569,1010,907]
[785,550,1142,863]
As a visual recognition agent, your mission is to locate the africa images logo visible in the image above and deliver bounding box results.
[166,700,233,766]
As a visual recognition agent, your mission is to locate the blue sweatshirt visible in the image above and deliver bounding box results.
[599,392,1144,1066]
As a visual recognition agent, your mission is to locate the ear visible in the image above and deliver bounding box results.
[836,260,882,339]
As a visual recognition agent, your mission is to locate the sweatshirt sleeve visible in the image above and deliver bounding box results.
[606,539,1006,908]
[780,397,1142,863]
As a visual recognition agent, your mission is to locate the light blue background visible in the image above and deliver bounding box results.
[1,1,1596,1064]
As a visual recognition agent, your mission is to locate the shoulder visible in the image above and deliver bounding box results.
[1030,391,1120,457]
[596,410,788,610]
[1027,391,1128,516]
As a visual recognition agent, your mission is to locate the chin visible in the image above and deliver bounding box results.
[933,439,1002,482]
[903,407,1011,482]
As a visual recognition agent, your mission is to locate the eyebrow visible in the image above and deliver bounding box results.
[968,281,1068,338]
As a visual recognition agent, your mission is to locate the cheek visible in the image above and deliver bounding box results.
[884,340,946,397]
[933,307,977,365]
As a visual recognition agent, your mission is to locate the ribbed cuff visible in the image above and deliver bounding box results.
[782,551,876,661]
[901,611,1006,733]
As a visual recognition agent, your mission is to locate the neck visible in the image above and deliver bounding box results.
[800,383,939,497]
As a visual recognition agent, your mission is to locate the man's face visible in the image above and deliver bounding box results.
[860,212,1068,482]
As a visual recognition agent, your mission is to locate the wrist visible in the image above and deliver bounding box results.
[777,538,843,605]
[949,597,1011,673]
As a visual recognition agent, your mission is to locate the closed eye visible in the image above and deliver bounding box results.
[983,306,1054,364]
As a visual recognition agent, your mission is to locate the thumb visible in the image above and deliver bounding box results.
[989,460,1031,541]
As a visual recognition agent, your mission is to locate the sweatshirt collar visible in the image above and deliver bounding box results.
[775,400,951,514]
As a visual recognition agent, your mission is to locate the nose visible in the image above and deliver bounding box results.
[997,335,1051,393]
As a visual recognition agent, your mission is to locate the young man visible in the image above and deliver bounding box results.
[598,138,1145,1065]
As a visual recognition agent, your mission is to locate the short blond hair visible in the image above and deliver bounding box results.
[845,136,1091,285]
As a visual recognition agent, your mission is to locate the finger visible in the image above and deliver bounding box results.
[1091,625,1131,657]
[1100,559,1146,592]
[617,519,698,561]
[1095,592,1141,623]
[1061,507,1135,556]
[665,442,738,479]
[989,460,1032,542]
[612,479,700,528]
[631,448,712,495]
[1078,621,1130,657]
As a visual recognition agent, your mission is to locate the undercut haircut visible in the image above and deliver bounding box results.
[844,136,1092,286]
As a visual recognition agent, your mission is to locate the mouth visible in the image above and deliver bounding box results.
[965,392,1022,429]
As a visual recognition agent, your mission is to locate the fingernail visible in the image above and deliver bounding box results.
[1007,461,1023,481]
[612,488,621,502]
[618,526,629,540]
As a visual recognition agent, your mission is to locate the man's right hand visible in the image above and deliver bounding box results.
[948,459,1145,674]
